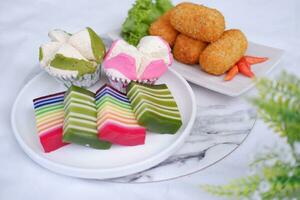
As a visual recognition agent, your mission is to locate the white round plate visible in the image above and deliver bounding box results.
[11,68,196,179]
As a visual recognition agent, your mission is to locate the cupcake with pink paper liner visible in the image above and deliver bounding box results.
[103,36,173,92]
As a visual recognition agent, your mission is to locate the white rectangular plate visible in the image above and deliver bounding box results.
[172,42,284,97]
[107,29,284,97]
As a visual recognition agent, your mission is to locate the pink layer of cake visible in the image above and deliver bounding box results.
[103,36,173,81]
[33,92,68,153]
[39,127,68,153]
[98,120,146,146]
[96,84,146,146]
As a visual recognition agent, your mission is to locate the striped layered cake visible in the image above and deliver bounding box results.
[63,85,111,149]
[96,84,146,146]
[33,92,68,153]
[127,82,182,134]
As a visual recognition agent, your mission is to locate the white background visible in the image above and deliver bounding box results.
[1,0,299,199]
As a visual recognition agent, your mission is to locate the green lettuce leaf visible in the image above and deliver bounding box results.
[155,0,173,13]
[121,0,173,46]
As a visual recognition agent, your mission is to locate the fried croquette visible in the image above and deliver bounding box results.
[170,2,225,42]
[199,29,248,75]
[173,34,207,64]
[149,10,179,47]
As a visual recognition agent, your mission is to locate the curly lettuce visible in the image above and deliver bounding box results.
[155,0,173,13]
[121,0,173,46]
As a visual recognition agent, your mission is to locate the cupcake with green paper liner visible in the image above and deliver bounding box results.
[39,27,105,88]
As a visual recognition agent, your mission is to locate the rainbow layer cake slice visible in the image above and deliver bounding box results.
[127,82,182,134]
[33,92,68,153]
[63,85,111,149]
[96,84,146,146]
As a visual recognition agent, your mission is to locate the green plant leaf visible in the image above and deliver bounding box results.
[202,71,300,199]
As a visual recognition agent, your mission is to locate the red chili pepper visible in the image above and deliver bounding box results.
[224,65,239,81]
[244,56,268,65]
[237,58,255,78]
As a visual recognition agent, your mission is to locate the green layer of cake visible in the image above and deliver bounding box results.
[137,111,182,134]
[134,104,181,119]
[128,88,173,101]
[133,99,180,114]
[64,103,97,118]
[129,93,178,109]
[127,82,182,134]
[127,82,170,93]
[65,85,95,99]
[96,95,131,107]
[135,103,181,120]
[127,82,180,114]
[62,85,111,149]
[127,82,178,110]
[36,110,63,121]
[63,127,111,149]
[35,104,64,116]
[96,97,132,110]
[66,112,97,122]
[128,84,171,97]
[64,116,97,130]
[50,54,96,77]
[87,27,106,64]
[64,98,95,111]
[64,91,95,105]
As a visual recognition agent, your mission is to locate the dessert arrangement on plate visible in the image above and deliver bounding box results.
[35,26,182,153]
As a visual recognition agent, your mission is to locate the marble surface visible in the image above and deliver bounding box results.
[1,0,300,199]
[112,104,256,182]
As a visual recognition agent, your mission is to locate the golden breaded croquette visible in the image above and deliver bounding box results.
[199,29,248,75]
[170,2,225,42]
[173,34,207,65]
[149,10,179,47]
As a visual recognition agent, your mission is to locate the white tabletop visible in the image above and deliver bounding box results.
[1,0,299,199]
